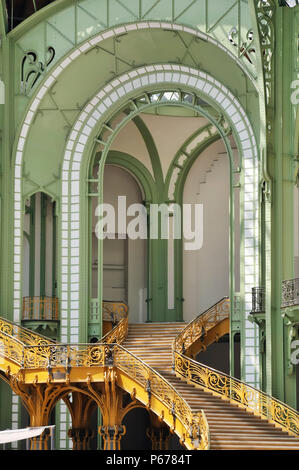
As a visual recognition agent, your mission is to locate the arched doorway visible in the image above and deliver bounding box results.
[90,163,148,325]
[22,192,58,339]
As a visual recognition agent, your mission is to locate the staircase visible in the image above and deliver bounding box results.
[123,323,299,450]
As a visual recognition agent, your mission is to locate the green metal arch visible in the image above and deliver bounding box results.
[164,122,223,203]
[23,188,58,204]
[83,93,236,326]
[174,134,223,204]
[132,116,164,191]
[106,150,157,203]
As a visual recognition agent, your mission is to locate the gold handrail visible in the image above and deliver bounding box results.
[174,350,299,437]
[0,319,209,449]
[102,301,128,323]
[0,316,56,346]
[22,343,109,369]
[173,297,230,355]
[172,298,299,438]
[114,344,209,450]
[101,307,129,345]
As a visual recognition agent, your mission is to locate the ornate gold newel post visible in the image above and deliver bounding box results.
[146,412,171,450]
[65,392,97,450]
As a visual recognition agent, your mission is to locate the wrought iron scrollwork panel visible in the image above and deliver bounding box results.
[21,47,55,95]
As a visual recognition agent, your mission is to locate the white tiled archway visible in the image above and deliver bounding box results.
[13,25,259,389]
[58,63,259,386]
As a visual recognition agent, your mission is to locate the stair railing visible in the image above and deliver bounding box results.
[173,350,299,437]
[0,316,56,346]
[173,297,229,355]
[172,299,299,437]
[0,322,210,449]
[102,301,128,325]
[0,329,25,367]
[101,306,129,345]
[114,344,209,450]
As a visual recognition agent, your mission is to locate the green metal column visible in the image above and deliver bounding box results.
[0,10,14,433]
[29,195,35,297]
[270,6,296,406]
[40,193,46,297]
[52,201,56,297]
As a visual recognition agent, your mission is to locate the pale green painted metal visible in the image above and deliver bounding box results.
[3,0,299,443]
[84,93,239,327]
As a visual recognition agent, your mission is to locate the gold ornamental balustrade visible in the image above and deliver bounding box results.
[0,330,25,367]
[0,311,209,449]
[102,302,128,324]
[113,344,209,450]
[0,316,55,346]
[22,343,109,369]
[101,306,129,345]
[173,297,230,355]
[99,307,209,449]
[172,298,299,438]
[0,330,109,370]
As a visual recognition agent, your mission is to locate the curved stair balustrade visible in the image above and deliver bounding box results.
[101,307,129,345]
[0,335,208,448]
[173,297,230,357]
[22,343,110,369]
[102,302,128,325]
[0,329,26,368]
[173,351,299,438]
[0,316,56,346]
[113,344,209,450]
[172,299,299,439]
[2,306,299,450]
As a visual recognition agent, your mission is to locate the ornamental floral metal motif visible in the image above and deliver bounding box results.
[0,316,55,346]
[113,344,208,450]
[21,47,55,95]
[173,297,230,355]
[256,0,276,104]
[174,350,299,436]
[172,297,299,438]
[282,278,299,308]
[101,310,129,345]
[102,302,128,324]
[228,27,255,64]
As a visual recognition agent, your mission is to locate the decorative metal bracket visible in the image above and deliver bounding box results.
[21,47,55,95]
[146,379,152,409]
[282,307,299,375]
[105,346,114,367]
